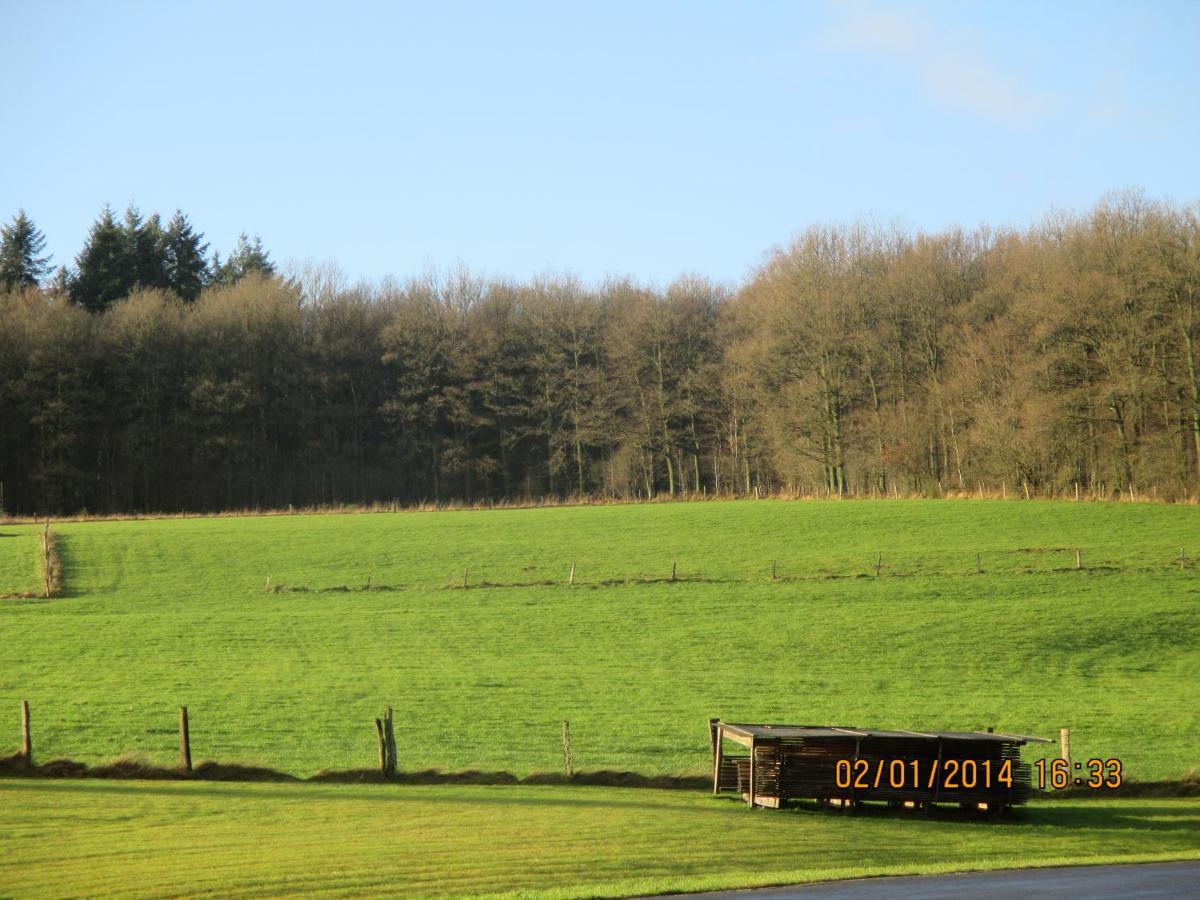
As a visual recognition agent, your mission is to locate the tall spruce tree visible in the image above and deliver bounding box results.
[124,206,169,291]
[0,210,52,290]
[70,205,133,312]
[163,210,209,300]
[213,233,275,285]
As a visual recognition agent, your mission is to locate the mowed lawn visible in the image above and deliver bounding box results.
[1,780,1198,898]
[0,499,1197,779]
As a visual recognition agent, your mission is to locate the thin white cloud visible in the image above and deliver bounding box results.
[821,1,1054,126]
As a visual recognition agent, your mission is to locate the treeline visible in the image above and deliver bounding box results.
[0,190,1197,516]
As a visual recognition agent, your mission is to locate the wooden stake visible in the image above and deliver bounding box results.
[562,720,573,777]
[569,562,576,585]
[874,554,882,577]
[1074,482,1080,501]
[20,700,31,767]
[671,561,677,581]
[1059,727,1071,765]
[975,552,982,574]
[1180,548,1186,570]
[375,718,386,774]
[263,576,271,593]
[366,575,372,590]
[1075,549,1082,570]
[179,706,192,772]
[43,522,50,598]
[463,568,468,589]
[771,560,777,580]
[383,707,397,778]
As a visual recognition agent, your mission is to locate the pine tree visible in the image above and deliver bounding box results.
[163,210,209,301]
[213,233,275,285]
[50,265,71,297]
[0,210,52,290]
[70,205,134,312]
[124,206,168,291]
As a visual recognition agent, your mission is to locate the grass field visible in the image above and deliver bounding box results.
[1,499,1198,780]
[0,529,38,596]
[1,780,1198,897]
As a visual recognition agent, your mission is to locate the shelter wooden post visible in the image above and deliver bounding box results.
[1059,727,1071,764]
[178,706,192,772]
[710,720,723,795]
[20,700,31,766]
[747,737,756,808]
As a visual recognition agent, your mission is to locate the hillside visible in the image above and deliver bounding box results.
[1,499,1197,780]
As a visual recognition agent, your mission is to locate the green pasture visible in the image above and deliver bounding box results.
[1,780,1198,897]
[0,529,38,596]
[0,499,1197,779]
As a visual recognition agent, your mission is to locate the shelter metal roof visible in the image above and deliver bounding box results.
[718,722,1051,747]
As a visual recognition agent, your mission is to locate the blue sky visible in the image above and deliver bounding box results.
[3,1,1198,286]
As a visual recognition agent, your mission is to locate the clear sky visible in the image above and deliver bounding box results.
[3,0,1198,287]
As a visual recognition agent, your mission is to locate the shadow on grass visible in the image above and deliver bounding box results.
[0,753,704,792]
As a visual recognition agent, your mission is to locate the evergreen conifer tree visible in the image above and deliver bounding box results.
[0,210,52,290]
[163,210,209,300]
[70,205,134,311]
[124,206,169,291]
[213,233,275,285]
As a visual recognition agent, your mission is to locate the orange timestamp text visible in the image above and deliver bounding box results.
[835,757,1015,791]
[1034,758,1123,789]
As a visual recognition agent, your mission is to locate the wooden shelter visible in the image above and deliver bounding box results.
[710,721,1049,813]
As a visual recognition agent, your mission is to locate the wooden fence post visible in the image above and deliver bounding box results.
[42,522,50,598]
[562,720,573,777]
[569,562,576,585]
[1075,550,1082,570]
[1180,548,1186,570]
[20,700,31,767]
[462,568,469,589]
[874,554,882,577]
[375,718,387,774]
[771,560,777,580]
[383,707,397,778]
[671,562,677,582]
[179,706,192,772]
[1059,727,1071,765]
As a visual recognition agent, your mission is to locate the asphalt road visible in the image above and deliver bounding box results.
[658,861,1200,899]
